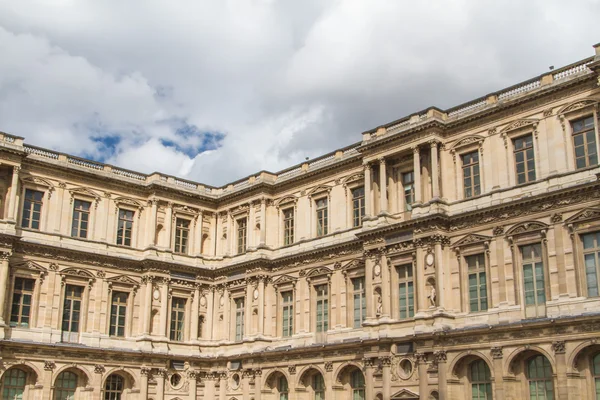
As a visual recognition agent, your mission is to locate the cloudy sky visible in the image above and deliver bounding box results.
[1,1,599,186]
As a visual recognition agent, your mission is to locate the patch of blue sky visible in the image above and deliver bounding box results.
[158,122,225,158]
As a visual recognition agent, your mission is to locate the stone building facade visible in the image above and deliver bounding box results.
[1,45,600,400]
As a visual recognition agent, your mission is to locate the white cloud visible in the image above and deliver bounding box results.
[0,0,599,185]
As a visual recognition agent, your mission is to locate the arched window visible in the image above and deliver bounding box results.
[526,355,553,400]
[104,374,124,400]
[350,370,365,400]
[278,376,289,400]
[592,353,600,399]
[2,368,26,400]
[313,374,325,400]
[54,371,78,400]
[470,360,492,400]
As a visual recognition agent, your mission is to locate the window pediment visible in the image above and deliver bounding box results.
[307,185,332,199]
[59,268,96,287]
[450,135,485,151]
[557,99,598,116]
[341,173,364,186]
[173,205,199,216]
[114,196,143,211]
[20,175,55,190]
[275,195,298,208]
[12,260,47,274]
[106,275,139,286]
[500,118,539,134]
[272,275,297,286]
[299,266,332,280]
[391,388,420,399]
[68,187,101,207]
[452,234,492,249]
[506,221,548,238]
[564,207,600,225]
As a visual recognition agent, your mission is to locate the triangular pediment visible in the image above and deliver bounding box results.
[506,221,548,236]
[68,186,100,200]
[335,259,363,271]
[61,268,96,279]
[106,275,139,286]
[20,175,55,189]
[307,185,332,198]
[450,135,485,150]
[12,260,47,273]
[391,388,420,399]
[558,99,597,115]
[564,207,600,224]
[452,234,491,248]
[275,195,297,207]
[341,173,364,185]
[272,275,296,286]
[500,118,539,133]
[113,196,143,209]
[300,266,331,278]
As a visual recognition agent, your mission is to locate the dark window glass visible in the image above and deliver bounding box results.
[571,116,598,169]
[10,278,34,327]
[351,187,365,227]
[116,209,134,246]
[462,151,481,198]
[174,218,190,254]
[21,189,43,229]
[283,208,294,246]
[71,199,91,238]
[513,135,536,184]
[109,292,128,337]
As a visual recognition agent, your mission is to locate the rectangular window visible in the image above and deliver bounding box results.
[352,277,366,328]
[170,297,186,341]
[174,218,190,254]
[351,187,365,227]
[71,199,91,238]
[315,284,329,332]
[466,254,488,312]
[582,231,600,297]
[116,209,134,246]
[462,151,481,198]
[521,244,546,307]
[237,217,247,254]
[316,198,328,237]
[21,189,43,229]
[109,291,128,337]
[398,264,414,319]
[10,277,34,327]
[281,291,294,337]
[572,116,598,169]
[61,285,83,342]
[283,208,294,246]
[235,297,245,341]
[514,135,536,184]
[402,171,415,211]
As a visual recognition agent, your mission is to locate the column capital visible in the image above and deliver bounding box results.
[362,161,372,170]
[362,357,376,368]
[12,165,21,173]
[414,352,428,364]
[140,367,152,376]
[378,157,386,165]
[155,368,168,378]
[433,350,447,363]
[0,251,11,261]
[428,139,440,148]
[412,146,421,154]
[379,356,392,367]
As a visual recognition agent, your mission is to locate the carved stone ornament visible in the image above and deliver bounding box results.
[288,365,296,375]
[94,364,105,374]
[44,361,56,371]
[324,362,333,372]
[552,341,566,354]
[433,351,447,363]
[490,347,503,359]
[493,226,504,236]
[373,263,381,278]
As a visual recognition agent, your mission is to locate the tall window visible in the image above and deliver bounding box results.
[398,264,414,319]
[104,374,125,400]
[54,371,78,400]
[21,189,43,229]
[109,292,128,337]
[583,231,600,297]
[315,284,329,333]
[316,198,328,236]
[281,291,293,337]
[235,297,245,342]
[283,208,294,246]
[10,277,34,327]
[352,277,366,328]
[62,285,83,342]
[572,116,597,169]
[462,151,481,198]
[592,353,600,399]
[466,254,488,312]
[278,376,289,400]
[351,187,365,227]
[313,374,325,400]
[237,217,247,254]
[514,135,536,184]
[170,298,186,341]
[470,360,492,400]
[527,355,554,400]
[2,368,26,400]
[174,218,190,254]
[71,199,91,238]
[402,171,415,211]
[521,244,546,316]
[351,370,365,400]
[116,209,134,246]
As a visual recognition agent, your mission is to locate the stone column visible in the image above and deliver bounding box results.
[378,158,388,215]
[260,198,267,246]
[142,276,153,335]
[164,202,173,249]
[381,356,392,400]
[219,372,227,400]
[242,370,251,400]
[364,257,375,321]
[364,358,375,400]
[188,371,198,400]
[254,369,262,400]
[147,199,158,247]
[248,201,255,250]
[222,287,230,340]
[158,278,169,338]
[245,282,253,336]
[140,367,150,400]
[191,284,200,341]
[412,147,422,204]
[416,353,428,400]
[435,351,447,400]
[325,362,334,399]
[195,211,204,255]
[7,166,20,221]
[258,277,265,336]
[430,141,440,199]
[553,341,568,400]
[205,288,214,340]
[204,374,216,399]
[380,252,391,318]
[364,162,373,217]
[434,239,445,309]
[42,361,55,400]
[93,365,105,400]
[490,347,504,400]
[0,251,12,325]
[155,369,167,400]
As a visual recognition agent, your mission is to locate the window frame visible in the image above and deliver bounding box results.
[396,263,415,320]
[10,276,35,328]
[115,207,135,247]
[280,290,294,337]
[464,253,489,313]
[314,196,329,237]
[1,368,27,400]
[70,198,92,239]
[350,186,366,228]
[233,296,245,342]
[558,102,600,172]
[60,283,85,343]
[169,296,187,342]
[276,197,297,248]
[461,150,482,199]
[570,115,598,170]
[173,216,192,255]
[236,216,248,254]
[108,291,129,338]
[350,276,366,328]
[19,187,46,231]
[313,282,329,335]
